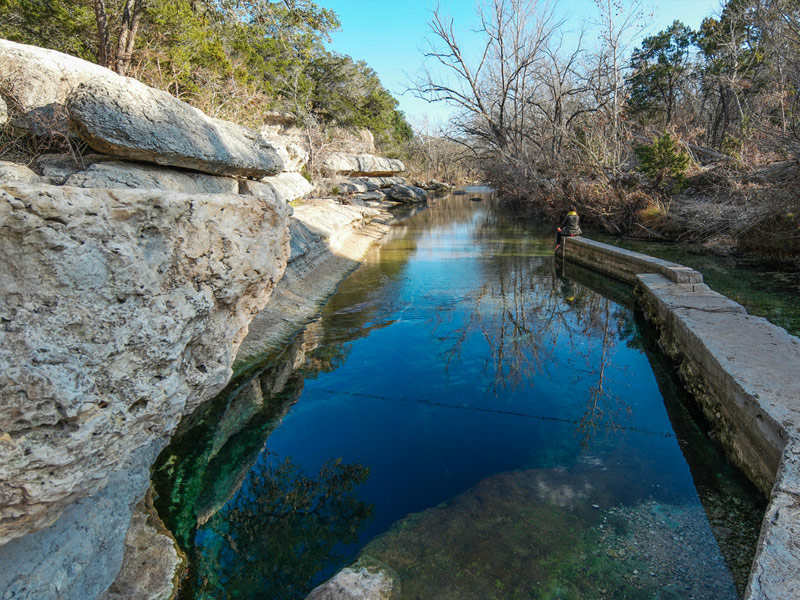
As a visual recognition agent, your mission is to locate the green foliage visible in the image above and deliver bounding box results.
[628,21,695,125]
[0,0,96,60]
[0,0,411,148]
[634,134,691,191]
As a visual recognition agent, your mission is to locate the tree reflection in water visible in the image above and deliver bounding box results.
[431,214,639,446]
[192,451,372,600]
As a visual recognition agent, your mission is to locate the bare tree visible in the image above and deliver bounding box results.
[92,0,145,75]
[586,0,649,176]
[414,0,561,151]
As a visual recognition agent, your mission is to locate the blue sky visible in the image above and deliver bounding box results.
[322,0,724,127]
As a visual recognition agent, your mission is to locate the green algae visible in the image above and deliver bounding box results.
[359,465,738,600]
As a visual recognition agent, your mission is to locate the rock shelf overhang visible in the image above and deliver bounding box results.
[562,235,800,600]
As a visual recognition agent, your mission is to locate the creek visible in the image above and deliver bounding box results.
[154,189,774,600]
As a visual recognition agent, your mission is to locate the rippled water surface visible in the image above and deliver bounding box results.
[155,191,765,599]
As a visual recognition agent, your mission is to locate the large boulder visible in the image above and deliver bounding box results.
[240,172,313,203]
[67,78,284,177]
[0,39,111,134]
[386,184,427,203]
[271,139,309,173]
[321,153,405,177]
[0,39,285,177]
[65,160,239,194]
[0,160,41,184]
[0,182,291,598]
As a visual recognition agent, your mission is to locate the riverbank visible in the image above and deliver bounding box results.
[234,198,402,371]
[113,196,407,599]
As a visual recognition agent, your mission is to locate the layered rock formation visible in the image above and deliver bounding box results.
[0,183,291,597]
[0,38,405,600]
[67,78,283,177]
[1,39,283,177]
[321,153,405,177]
[235,199,393,367]
[0,39,308,600]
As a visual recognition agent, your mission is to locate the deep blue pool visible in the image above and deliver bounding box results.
[155,192,764,599]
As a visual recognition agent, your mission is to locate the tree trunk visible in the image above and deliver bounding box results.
[115,0,144,76]
[93,0,112,68]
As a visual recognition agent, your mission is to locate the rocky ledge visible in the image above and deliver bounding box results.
[0,183,291,598]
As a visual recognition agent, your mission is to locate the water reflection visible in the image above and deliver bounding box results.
[195,453,372,600]
[155,193,763,600]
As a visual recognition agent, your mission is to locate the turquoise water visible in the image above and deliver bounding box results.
[595,235,800,338]
[154,192,765,599]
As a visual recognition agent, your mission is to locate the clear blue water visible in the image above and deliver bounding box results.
[155,192,764,599]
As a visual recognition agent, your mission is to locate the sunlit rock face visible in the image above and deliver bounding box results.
[0,182,290,598]
[321,154,405,177]
[67,77,284,177]
[240,172,314,204]
[0,38,112,134]
[0,39,284,177]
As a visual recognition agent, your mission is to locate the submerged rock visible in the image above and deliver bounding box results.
[306,558,400,600]
[352,467,738,600]
[386,184,426,203]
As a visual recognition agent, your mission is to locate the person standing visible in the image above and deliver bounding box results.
[555,206,581,251]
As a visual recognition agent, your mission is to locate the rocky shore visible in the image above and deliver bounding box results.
[0,38,423,599]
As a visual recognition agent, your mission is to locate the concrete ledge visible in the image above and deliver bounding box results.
[563,236,704,284]
[564,237,800,599]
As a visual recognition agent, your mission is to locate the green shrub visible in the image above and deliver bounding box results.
[634,133,691,191]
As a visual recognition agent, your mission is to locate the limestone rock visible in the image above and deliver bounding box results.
[99,489,186,600]
[364,176,406,188]
[386,184,427,203]
[236,199,391,365]
[240,172,312,203]
[0,95,7,126]
[328,178,379,194]
[325,128,376,155]
[65,160,239,194]
[0,441,163,599]
[0,182,290,595]
[272,140,308,173]
[0,39,111,134]
[320,177,406,196]
[425,180,451,191]
[305,558,400,600]
[321,153,405,177]
[35,153,106,185]
[0,160,41,184]
[67,78,284,177]
[354,191,387,203]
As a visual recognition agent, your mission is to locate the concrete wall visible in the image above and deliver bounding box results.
[563,236,800,600]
